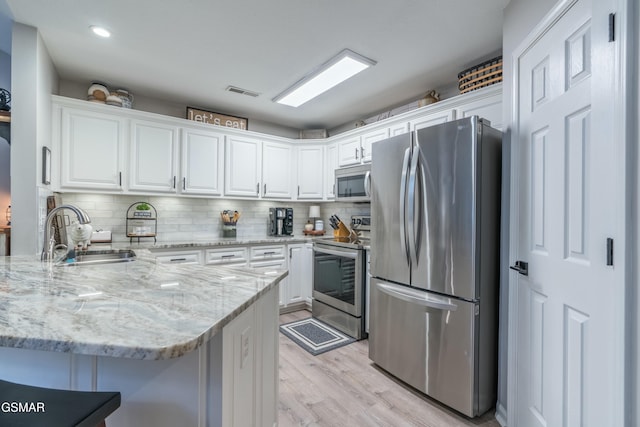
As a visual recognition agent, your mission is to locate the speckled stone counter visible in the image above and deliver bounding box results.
[0,249,287,360]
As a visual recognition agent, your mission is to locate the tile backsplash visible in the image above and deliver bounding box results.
[60,194,370,243]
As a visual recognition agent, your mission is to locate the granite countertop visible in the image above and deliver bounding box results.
[0,249,287,360]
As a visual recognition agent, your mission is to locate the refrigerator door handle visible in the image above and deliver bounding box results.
[399,147,412,264]
[377,282,458,311]
[364,171,371,197]
[408,144,420,266]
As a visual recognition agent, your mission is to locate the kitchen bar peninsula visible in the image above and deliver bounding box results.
[0,252,284,427]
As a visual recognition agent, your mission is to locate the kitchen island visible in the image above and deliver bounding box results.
[0,250,284,427]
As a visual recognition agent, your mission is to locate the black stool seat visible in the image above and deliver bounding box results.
[0,379,120,427]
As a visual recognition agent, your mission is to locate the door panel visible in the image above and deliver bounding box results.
[513,0,623,425]
[413,119,477,300]
[369,278,477,417]
[370,133,412,285]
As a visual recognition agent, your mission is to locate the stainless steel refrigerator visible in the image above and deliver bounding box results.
[368,116,501,417]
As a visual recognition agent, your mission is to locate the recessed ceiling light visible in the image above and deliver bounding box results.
[273,49,376,108]
[90,26,111,38]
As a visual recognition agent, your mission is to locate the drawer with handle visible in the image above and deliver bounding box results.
[154,251,202,265]
[249,245,285,261]
[205,247,248,266]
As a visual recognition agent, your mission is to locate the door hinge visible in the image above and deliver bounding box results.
[609,13,615,42]
[606,238,614,266]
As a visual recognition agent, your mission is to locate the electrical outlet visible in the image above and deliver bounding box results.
[240,327,251,369]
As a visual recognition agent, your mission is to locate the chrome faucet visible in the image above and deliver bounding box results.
[42,204,91,261]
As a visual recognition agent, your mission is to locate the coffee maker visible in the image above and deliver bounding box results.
[268,207,294,236]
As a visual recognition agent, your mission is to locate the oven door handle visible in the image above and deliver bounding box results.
[313,246,358,259]
[377,282,458,311]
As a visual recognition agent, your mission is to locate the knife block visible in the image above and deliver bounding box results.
[333,221,352,238]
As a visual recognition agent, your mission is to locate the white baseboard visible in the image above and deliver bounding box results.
[495,402,507,427]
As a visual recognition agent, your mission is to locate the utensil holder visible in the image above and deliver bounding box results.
[222,223,237,238]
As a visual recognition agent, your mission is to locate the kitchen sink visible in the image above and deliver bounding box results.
[55,249,137,266]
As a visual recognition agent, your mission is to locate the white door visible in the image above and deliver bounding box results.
[262,141,293,199]
[360,127,389,163]
[181,128,224,196]
[225,136,261,197]
[296,145,324,199]
[325,143,338,199]
[129,120,178,192]
[511,0,624,426]
[60,108,125,190]
[337,136,361,166]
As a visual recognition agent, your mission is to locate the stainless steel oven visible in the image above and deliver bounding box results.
[312,236,367,340]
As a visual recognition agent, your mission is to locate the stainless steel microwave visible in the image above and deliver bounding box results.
[335,164,371,202]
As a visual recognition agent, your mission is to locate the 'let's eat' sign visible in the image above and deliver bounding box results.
[186,107,248,130]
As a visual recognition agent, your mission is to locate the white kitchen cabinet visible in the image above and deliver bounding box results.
[325,143,338,199]
[296,144,324,200]
[129,119,179,193]
[261,141,293,199]
[455,92,503,130]
[287,243,313,307]
[59,107,126,191]
[360,127,389,163]
[224,135,262,197]
[205,246,248,266]
[180,128,224,196]
[410,109,456,131]
[390,121,409,136]
[337,136,362,167]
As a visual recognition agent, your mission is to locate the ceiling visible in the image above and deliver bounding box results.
[2,0,508,130]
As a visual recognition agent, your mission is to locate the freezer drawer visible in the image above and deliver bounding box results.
[369,278,487,417]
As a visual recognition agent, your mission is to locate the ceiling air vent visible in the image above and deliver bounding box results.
[225,86,260,97]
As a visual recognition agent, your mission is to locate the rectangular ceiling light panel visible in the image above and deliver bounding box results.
[274,49,376,108]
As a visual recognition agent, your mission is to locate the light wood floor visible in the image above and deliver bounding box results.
[278,310,500,427]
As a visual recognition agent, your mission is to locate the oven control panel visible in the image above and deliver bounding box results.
[351,215,371,231]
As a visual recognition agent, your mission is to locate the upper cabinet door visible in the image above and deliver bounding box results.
[337,136,362,167]
[410,109,456,131]
[455,93,503,130]
[225,135,262,197]
[360,127,389,163]
[129,120,179,193]
[296,145,324,200]
[262,141,293,199]
[60,108,126,191]
[181,128,224,196]
[325,143,338,199]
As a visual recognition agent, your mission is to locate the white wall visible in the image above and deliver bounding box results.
[58,79,301,139]
[10,23,58,255]
[498,0,558,424]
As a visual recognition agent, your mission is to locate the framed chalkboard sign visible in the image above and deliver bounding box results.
[186,107,248,130]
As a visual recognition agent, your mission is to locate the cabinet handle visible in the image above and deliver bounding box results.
[221,254,236,259]
[264,183,267,196]
[332,184,335,194]
[170,258,187,262]
[264,251,276,255]
[173,176,176,189]
[361,146,365,158]
[297,185,300,197]
[289,248,292,258]
[119,172,122,186]
[256,183,260,195]
[355,147,359,159]
[183,177,186,190]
